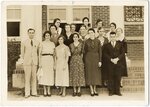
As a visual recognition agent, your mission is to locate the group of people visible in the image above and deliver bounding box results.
[21,17,127,98]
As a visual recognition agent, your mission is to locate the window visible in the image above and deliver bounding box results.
[7,9,21,20]
[124,6,144,22]
[7,5,21,37]
[47,6,91,23]
[7,22,20,37]
[73,8,90,22]
[48,9,66,21]
[47,6,91,32]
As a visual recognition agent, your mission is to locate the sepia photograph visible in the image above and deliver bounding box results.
[0,0,149,106]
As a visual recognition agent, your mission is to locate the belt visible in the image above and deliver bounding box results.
[42,53,53,56]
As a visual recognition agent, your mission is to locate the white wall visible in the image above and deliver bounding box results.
[20,5,42,42]
[109,6,124,30]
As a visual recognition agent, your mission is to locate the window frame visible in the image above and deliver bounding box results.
[7,6,21,40]
[47,6,91,28]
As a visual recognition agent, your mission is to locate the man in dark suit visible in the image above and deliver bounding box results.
[103,32,125,96]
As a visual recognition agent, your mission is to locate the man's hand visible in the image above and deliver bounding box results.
[111,58,119,64]
[98,62,102,67]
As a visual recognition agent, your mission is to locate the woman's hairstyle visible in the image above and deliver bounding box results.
[49,24,57,30]
[88,28,95,33]
[110,31,116,35]
[70,23,76,27]
[80,24,87,29]
[65,23,71,28]
[72,32,80,38]
[96,19,103,25]
[43,31,51,39]
[53,18,61,24]
[98,27,103,31]
[82,17,89,22]
[110,22,117,29]
[58,35,66,41]
[116,27,123,33]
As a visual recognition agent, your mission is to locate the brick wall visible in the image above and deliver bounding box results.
[42,5,47,34]
[91,6,110,28]
[124,24,144,37]
[127,40,144,60]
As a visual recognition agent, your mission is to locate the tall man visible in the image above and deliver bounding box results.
[103,32,125,96]
[21,28,40,98]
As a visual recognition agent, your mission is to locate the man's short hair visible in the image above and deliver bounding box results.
[28,28,35,32]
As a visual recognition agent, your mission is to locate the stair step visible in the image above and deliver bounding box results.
[37,86,144,95]
[122,79,144,86]
[123,73,144,79]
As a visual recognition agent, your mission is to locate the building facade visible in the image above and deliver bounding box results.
[7,5,144,91]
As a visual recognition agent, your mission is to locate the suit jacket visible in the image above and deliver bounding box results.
[21,39,40,66]
[103,41,125,72]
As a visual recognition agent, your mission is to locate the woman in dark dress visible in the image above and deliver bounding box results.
[82,17,90,30]
[63,24,74,46]
[53,18,63,35]
[116,28,128,87]
[69,33,85,97]
[97,27,109,87]
[84,28,102,96]
[49,24,59,46]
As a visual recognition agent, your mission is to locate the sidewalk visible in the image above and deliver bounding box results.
[8,90,145,101]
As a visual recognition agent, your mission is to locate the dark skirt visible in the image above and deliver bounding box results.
[85,52,102,85]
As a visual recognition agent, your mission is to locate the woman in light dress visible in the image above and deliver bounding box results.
[116,28,128,87]
[39,31,55,96]
[54,36,71,97]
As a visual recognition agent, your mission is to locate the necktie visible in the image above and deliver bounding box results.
[112,42,115,47]
[31,40,33,46]
[113,42,115,47]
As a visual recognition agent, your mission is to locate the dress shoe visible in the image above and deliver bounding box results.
[72,92,77,97]
[90,92,94,96]
[61,93,66,97]
[47,94,51,97]
[116,93,122,96]
[25,95,30,98]
[77,92,81,97]
[94,92,99,96]
[120,85,123,88]
[109,92,113,96]
[31,95,40,97]
[59,92,62,95]
[43,94,47,97]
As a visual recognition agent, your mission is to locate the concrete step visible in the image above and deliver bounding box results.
[126,72,144,78]
[37,86,144,95]
[122,79,144,86]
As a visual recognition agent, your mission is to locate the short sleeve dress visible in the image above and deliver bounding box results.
[55,44,71,86]
[69,42,85,87]
[39,41,55,86]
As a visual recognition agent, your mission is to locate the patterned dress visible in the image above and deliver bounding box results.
[69,42,85,86]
